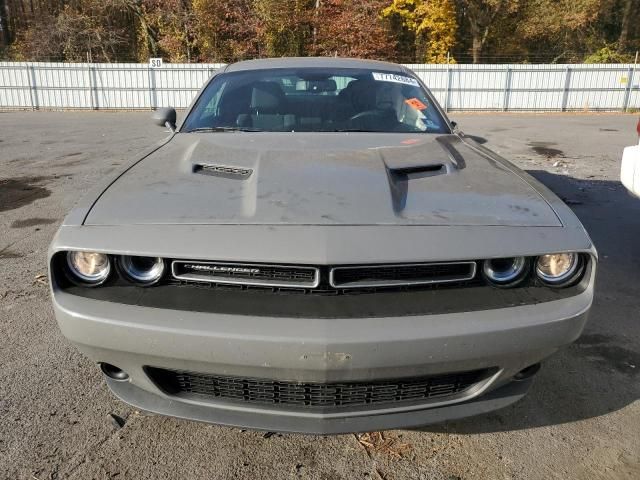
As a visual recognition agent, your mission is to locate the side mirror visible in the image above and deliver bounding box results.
[152,107,177,131]
[621,141,640,197]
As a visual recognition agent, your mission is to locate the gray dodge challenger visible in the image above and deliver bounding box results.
[49,58,596,434]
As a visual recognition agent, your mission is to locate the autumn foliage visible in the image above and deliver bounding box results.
[0,0,637,63]
[382,0,457,62]
[310,0,398,59]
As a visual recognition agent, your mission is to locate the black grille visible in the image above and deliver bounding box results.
[171,260,477,292]
[145,367,492,409]
[331,262,476,288]
[171,261,319,288]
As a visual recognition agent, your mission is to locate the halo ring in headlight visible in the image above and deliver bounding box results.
[66,251,111,285]
[536,253,580,286]
[118,255,165,285]
[482,257,528,286]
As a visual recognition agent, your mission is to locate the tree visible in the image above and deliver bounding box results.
[116,0,160,60]
[254,0,315,57]
[135,0,197,62]
[311,0,397,59]
[9,0,131,61]
[381,0,457,62]
[1,0,637,63]
[9,13,61,60]
[617,0,637,52]
[515,0,602,63]
[456,0,519,63]
[381,0,423,62]
[0,0,10,48]
[584,45,633,63]
[192,0,259,62]
[55,4,128,61]
[418,0,457,62]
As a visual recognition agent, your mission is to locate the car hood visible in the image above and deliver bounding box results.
[84,133,561,227]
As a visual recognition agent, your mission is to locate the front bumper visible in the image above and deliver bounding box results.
[106,374,534,434]
[52,271,593,434]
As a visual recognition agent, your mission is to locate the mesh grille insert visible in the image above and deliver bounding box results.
[330,262,476,288]
[145,367,493,409]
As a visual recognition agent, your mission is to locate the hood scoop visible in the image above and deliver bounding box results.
[383,136,464,215]
[389,163,448,177]
[386,163,453,215]
[193,163,253,180]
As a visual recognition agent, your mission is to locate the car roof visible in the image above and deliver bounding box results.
[224,57,408,74]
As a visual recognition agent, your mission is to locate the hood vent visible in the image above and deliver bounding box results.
[193,163,253,179]
[390,163,447,177]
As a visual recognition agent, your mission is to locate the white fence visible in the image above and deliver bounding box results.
[0,61,638,112]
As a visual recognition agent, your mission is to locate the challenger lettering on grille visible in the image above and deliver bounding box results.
[171,261,321,288]
[183,264,261,275]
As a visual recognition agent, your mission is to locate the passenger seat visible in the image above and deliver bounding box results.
[237,82,295,131]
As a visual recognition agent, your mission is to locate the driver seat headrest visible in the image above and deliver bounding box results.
[250,81,285,113]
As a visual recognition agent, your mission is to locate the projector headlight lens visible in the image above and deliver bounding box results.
[536,253,580,286]
[119,255,165,285]
[66,251,111,285]
[482,257,528,286]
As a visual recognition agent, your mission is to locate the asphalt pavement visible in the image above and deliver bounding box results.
[1,112,639,479]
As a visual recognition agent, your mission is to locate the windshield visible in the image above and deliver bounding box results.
[182,68,449,134]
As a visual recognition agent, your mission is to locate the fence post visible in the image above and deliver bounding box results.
[148,64,157,110]
[561,67,572,112]
[502,66,512,112]
[27,64,39,110]
[622,65,634,112]
[444,64,452,112]
[88,64,99,110]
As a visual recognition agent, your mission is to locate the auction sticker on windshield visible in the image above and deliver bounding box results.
[405,98,427,110]
[372,72,420,87]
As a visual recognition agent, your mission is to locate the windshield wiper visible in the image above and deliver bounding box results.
[332,128,375,132]
[334,128,428,133]
[186,126,263,133]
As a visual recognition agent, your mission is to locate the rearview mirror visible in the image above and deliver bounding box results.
[152,107,177,131]
[621,141,640,197]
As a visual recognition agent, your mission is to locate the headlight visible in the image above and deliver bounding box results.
[482,257,528,286]
[66,251,111,285]
[536,253,580,286]
[118,255,165,285]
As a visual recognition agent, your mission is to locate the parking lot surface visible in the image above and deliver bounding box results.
[1,112,639,480]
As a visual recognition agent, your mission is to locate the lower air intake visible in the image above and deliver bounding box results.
[145,367,494,409]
